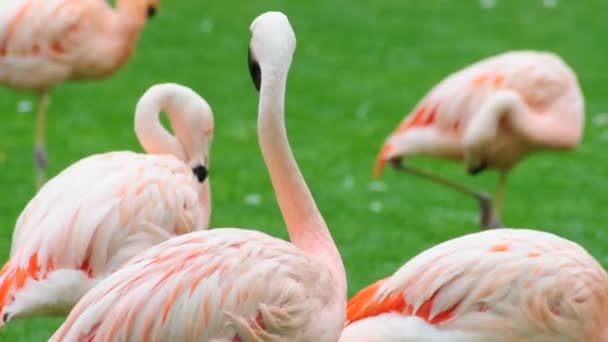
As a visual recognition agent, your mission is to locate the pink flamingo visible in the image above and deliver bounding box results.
[341,228,608,341]
[50,12,347,341]
[0,83,213,325]
[0,0,160,187]
[374,51,584,230]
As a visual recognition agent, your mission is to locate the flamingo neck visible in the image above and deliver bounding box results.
[134,88,187,160]
[257,63,346,304]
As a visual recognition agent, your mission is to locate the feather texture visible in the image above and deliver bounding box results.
[343,229,608,341]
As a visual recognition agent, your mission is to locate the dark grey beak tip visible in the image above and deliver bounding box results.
[192,164,208,183]
[248,47,261,92]
[467,161,487,175]
[147,6,157,18]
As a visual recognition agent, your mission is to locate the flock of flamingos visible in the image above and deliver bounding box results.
[0,1,606,341]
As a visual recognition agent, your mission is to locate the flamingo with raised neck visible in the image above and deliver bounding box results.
[50,11,347,341]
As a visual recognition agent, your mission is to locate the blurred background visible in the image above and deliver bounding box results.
[1,0,607,339]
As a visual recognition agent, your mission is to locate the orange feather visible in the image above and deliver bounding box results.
[346,277,458,327]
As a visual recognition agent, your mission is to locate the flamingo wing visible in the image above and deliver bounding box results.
[346,229,608,340]
[0,151,208,315]
[50,229,331,341]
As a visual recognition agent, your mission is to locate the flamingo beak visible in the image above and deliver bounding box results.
[1,311,9,327]
[373,144,392,178]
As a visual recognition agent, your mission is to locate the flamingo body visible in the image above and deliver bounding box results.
[342,229,608,341]
[51,229,339,341]
[376,50,583,174]
[0,0,154,90]
[0,83,213,324]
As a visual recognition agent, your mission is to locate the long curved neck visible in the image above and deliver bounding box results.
[257,63,346,301]
[473,90,581,149]
[134,90,186,160]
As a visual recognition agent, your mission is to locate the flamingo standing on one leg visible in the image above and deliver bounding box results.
[0,0,160,188]
[0,83,213,325]
[374,51,584,230]
[340,228,608,341]
[50,11,347,342]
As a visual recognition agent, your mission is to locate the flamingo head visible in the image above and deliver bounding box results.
[248,11,296,91]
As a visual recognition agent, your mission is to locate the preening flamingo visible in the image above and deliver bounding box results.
[50,11,347,341]
[0,83,213,325]
[375,51,584,230]
[341,229,608,341]
[0,0,159,187]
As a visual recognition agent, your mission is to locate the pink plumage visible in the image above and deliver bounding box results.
[0,0,159,186]
[50,12,347,341]
[342,229,608,341]
[0,83,213,325]
[375,51,584,229]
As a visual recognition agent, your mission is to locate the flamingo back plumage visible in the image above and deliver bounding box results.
[50,229,339,341]
[344,229,608,341]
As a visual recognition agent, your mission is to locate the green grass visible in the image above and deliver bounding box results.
[1,0,607,339]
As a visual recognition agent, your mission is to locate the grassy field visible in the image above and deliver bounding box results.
[1,0,607,339]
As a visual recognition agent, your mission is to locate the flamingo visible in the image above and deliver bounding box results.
[0,83,213,326]
[0,0,160,187]
[340,228,608,341]
[374,51,584,230]
[50,11,347,341]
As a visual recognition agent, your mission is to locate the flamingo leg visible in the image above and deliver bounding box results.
[35,92,50,189]
[390,159,501,230]
[490,171,508,227]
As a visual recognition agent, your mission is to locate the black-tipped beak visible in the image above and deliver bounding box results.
[147,6,157,18]
[248,47,261,92]
[192,164,208,183]
[467,161,487,175]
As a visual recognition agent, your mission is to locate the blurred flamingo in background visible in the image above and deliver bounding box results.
[341,228,608,341]
[50,12,347,342]
[0,83,213,326]
[0,0,160,187]
[375,51,584,230]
